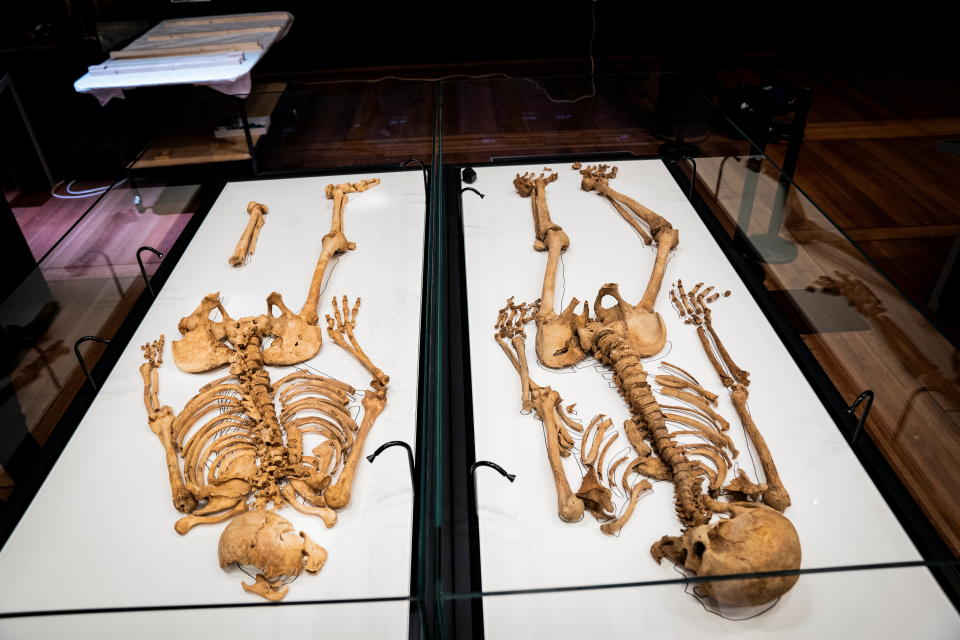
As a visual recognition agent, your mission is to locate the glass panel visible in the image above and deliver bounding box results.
[254,80,436,174]
[0,599,421,639]
[442,75,749,165]
[448,564,959,638]
[439,73,959,613]
[698,152,960,555]
[0,170,426,615]
[1,179,201,490]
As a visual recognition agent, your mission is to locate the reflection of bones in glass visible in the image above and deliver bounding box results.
[228,201,268,267]
[808,270,960,429]
[139,179,389,601]
[496,163,800,609]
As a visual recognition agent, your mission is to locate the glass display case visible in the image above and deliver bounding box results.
[0,72,957,638]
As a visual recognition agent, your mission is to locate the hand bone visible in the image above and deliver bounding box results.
[325,295,390,388]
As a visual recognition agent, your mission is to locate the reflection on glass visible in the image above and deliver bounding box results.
[0,181,201,502]
[697,154,960,555]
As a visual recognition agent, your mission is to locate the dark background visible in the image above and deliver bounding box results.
[0,0,951,179]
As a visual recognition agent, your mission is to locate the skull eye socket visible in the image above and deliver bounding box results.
[692,540,707,557]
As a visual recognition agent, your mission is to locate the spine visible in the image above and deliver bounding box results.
[233,338,289,508]
[593,328,709,527]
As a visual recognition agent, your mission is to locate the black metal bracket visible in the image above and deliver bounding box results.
[460,187,485,199]
[136,246,163,298]
[235,96,259,176]
[367,440,416,492]
[470,460,516,482]
[400,158,429,193]
[682,156,697,200]
[73,336,111,391]
[848,390,875,445]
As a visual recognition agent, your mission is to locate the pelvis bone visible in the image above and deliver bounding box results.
[579,282,668,359]
[173,179,379,373]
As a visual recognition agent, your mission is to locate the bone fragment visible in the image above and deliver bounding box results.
[229,201,268,267]
[324,385,387,510]
[282,485,337,527]
[140,337,198,513]
[576,462,615,521]
[596,432,619,480]
[265,178,378,363]
[606,195,652,244]
[697,325,734,387]
[655,374,719,404]
[601,479,651,535]
[724,468,768,500]
[607,455,629,489]
[243,574,288,601]
[556,406,584,433]
[659,387,729,429]
[537,388,585,521]
[731,385,791,511]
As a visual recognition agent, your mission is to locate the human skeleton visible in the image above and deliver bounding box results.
[496,163,801,608]
[140,179,388,601]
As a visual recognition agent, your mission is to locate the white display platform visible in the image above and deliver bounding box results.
[0,600,409,640]
[461,160,958,635]
[0,171,424,637]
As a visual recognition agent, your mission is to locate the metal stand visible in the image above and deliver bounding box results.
[401,158,429,193]
[73,336,111,391]
[745,87,812,264]
[470,460,516,482]
[367,440,416,493]
[235,96,259,176]
[136,246,163,298]
[848,390,875,445]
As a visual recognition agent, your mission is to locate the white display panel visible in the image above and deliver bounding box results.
[462,160,957,633]
[480,567,955,639]
[0,600,411,640]
[0,171,424,637]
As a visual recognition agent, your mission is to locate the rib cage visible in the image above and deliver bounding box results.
[170,329,359,525]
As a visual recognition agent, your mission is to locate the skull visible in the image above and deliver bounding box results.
[652,503,801,607]
[218,509,327,601]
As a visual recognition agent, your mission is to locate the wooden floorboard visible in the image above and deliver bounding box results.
[806,117,960,140]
